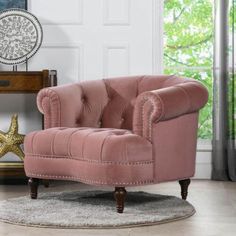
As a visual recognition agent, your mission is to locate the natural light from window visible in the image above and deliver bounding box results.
[164,0,213,139]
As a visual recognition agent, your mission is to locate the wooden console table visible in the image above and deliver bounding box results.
[0,70,57,183]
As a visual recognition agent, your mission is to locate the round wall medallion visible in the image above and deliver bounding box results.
[0,9,43,65]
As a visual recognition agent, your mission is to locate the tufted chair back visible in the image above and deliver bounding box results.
[101,75,196,130]
[37,75,196,130]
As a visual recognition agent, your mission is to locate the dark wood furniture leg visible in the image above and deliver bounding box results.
[28,178,39,199]
[179,179,191,200]
[114,187,127,213]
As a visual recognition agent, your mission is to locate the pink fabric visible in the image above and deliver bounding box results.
[24,127,152,162]
[152,112,199,183]
[24,75,208,186]
[24,127,153,186]
[133,81,208,140]
[24,156,153,186]
[37,80,108,129]
[38,75,205,131]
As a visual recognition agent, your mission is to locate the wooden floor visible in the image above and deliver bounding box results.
[0,180,236,236]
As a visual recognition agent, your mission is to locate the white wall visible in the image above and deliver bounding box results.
[0,0,212,178]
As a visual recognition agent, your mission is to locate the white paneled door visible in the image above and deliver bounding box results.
[27,0,162,84]
[0,0,162,162]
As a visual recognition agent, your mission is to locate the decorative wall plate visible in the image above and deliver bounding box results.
[0,8,43,65]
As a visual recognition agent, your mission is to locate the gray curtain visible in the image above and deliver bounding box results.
[212,0,236,181]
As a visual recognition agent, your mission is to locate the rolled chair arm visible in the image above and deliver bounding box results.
[133,81,208,141]
[37,84,83,129]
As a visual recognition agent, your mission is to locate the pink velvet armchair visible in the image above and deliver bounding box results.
[24,75,208,213]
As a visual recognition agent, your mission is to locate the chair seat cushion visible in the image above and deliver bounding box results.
[24,127,154,186]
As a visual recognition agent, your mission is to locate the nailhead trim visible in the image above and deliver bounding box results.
[138,93,164,141]
[25,154,153,166]
[27,172,154,186]
[39,88,62,127]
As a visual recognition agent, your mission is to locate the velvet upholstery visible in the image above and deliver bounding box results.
[24,75,208,186]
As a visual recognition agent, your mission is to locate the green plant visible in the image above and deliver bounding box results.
[164,0,213,139]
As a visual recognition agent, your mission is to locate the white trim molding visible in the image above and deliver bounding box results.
[27,0,83,25]
[103,43,130,77]
[103,0,130,26]
[153,0,164,74]
[195,140,212,179]
[40,42,84,82]
[195,151,212,179]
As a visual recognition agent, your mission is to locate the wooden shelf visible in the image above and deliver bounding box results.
[0,70,57,93]
[0,70,57,182]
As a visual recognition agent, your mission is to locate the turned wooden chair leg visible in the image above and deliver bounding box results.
[28,178,39,199]
[114,187,127,213]
[179,179,191,200]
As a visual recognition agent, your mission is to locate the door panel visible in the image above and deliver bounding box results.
[28,0,157,84]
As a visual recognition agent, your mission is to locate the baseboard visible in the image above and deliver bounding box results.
[194,150,212,179]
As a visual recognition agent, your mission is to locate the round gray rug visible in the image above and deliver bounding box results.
[0,191,195,228]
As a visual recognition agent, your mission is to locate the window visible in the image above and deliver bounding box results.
[163,0,213,139]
